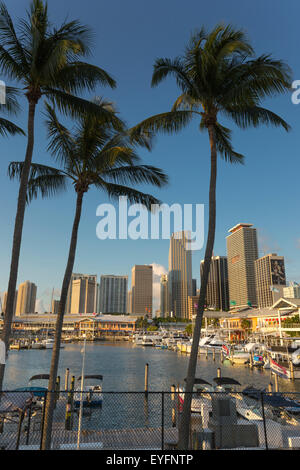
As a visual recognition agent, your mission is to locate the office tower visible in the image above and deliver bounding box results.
[51,299,60,315]
[66,273,97,313]
[2,290,18,315]
[70,277,97,314]
[188,295,199,319]
[283,282,300,299]
[15,281,37,316]
[200,256,229,311]
[99,275,128,313]
[168,231,192,319]
[131,265,153,316]
[255,253,286,308]
[226,223,258,309]
[160,274,169,318]
[127,290,132,313]
[192,279,197,296]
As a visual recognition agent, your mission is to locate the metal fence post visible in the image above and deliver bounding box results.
[161,392,165,450]
[261,392,268,450]
[25,401,33,445]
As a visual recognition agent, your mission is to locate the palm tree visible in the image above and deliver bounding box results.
[130,24,291,448]
[0,0,120,389]
[9,101,168,448]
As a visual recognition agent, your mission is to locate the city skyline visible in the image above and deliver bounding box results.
[1,0,300,316]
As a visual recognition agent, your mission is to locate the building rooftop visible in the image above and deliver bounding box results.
[228,223,253,234]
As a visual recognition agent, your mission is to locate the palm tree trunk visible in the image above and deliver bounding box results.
[0,100,37,391]
[41,190,84,450]
[178,124,217,449]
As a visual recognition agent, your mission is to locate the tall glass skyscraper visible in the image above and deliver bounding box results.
[99,275,128,314]
[168,231,192,319]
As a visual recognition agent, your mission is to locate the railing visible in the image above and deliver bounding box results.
[1,390,300,450]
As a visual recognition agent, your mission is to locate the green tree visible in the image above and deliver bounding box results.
[0,0,119,389]
[130,24,290,448]
[9,102,168,448]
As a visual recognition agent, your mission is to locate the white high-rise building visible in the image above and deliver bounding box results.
[15,281,37,316]
[66,273,97,314]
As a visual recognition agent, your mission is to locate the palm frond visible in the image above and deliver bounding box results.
[8,160,67,203]
[226,105,290,131]
[97,180,162,211]
[130,110,194,139]
[214,123,244,164]
[101,164,168,187]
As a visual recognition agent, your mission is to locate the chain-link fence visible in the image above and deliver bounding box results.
[1,390,300,450]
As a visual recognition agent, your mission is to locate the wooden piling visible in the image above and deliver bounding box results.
[64,368,70,392]
[205,348,208,360]
[144,363,149,398]
[65,376,75,430]
[274,372,279,392]
[268,382,273,393]
[217,367,221,378]
[220,348,223,363]
[249,352,254,369]
[289,359,295,381]
[213,348,215,362]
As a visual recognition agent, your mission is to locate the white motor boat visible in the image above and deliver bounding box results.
[42,338,54,349]
[74,375,103,408]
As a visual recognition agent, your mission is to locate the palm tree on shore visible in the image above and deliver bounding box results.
[130,24,291,448]
[0,0,120,389]
[9,101,168,448]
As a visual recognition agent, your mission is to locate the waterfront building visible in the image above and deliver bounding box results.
[66,273,97,314]
[70,277,97,314]
[160,274,169,318]
[6,313,138,336]
[15,281,37,316]
[226,223,258,309]
[200,256,229,311]
[255,253,286,308]
[131,265,153,317]
[283,282,300,299]
[168,231,192,320]
[99,275,128,314]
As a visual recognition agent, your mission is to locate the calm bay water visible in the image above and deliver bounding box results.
[4,342,300,393]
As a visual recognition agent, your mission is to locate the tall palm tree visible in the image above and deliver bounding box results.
[0,0,120,389]
[130,24,291,448]
[9,101,168,449]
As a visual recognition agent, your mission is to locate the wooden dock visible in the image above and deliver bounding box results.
[0,424,178,450]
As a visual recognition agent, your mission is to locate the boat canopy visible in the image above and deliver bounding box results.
[213,377,241,386]
[184,378,211,385]
[29,374,50,381]
[77,375,103,381]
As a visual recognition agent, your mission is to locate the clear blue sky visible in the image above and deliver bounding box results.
[1,0,300,311]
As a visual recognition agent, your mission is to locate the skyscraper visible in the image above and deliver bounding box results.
[70,277,97,314]
[160,274,169,318]
[192,279,197,297]
[200,256,229,311]
[168,231,192,319]
[15,281,37,316]
[255,254,286,308]
[99,275,128,313]
[226,223,258,309]
[131,265,153,316]
[2,290,18,316]
[283,282,300,299]
[66,273,97,314]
